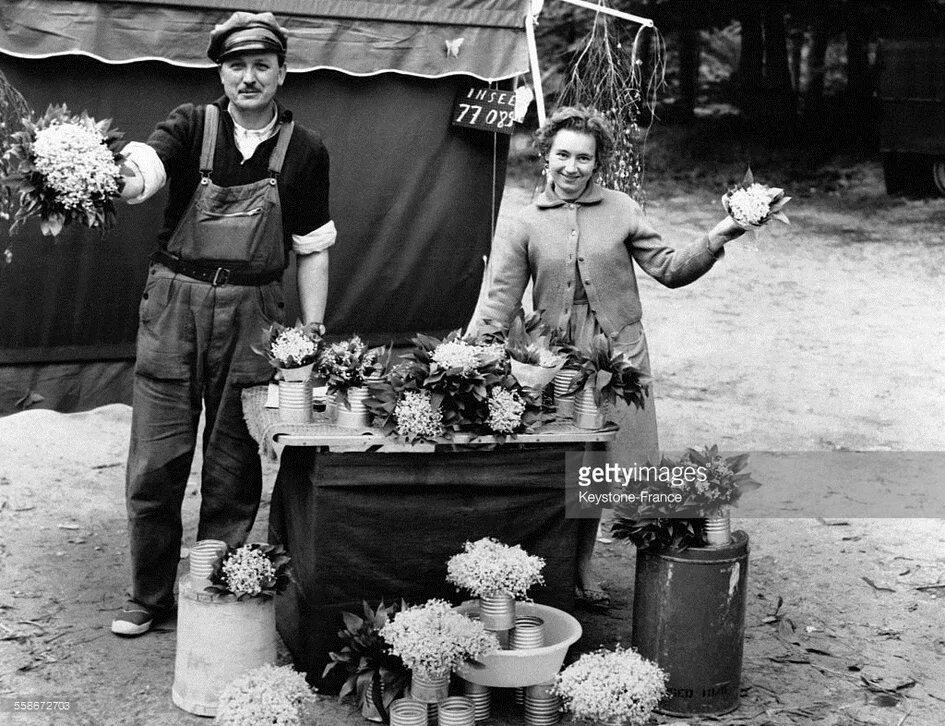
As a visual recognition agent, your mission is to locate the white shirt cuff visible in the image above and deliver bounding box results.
[292,220,337,255]
[122,142,166,204]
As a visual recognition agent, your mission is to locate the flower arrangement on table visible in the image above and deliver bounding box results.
[565,333,651,410]
[316,334,389,408]
[214,663,314,726]
[369,330,542,442]
[722,168,791,232]
[446,537,546,631]
[205,543,291,600]
[611,445,762,552]
[552,645,666,726]
[323,600,408,723]
[256,321,321,381]
[379,599,499,701]
[0,104,125,237]
[503,312,566,390]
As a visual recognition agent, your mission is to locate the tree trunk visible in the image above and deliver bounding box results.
[677,25,700,121]
[790,28,805,93]
[804,10,830,121]
[843,2,873,104]
[736,0,764,117]
[763,0,797,118]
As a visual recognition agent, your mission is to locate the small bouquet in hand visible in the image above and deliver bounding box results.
[722,168,791,230]
[0,104,125,236]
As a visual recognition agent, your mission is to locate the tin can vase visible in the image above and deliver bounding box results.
[389,698,429,726]
[278,379,313,423]
[334,386,371,429]
[409,670,450,704]
[462,680,491,722]
[187,539,227,584]
[552,370,580,419]
[510,616,545,650]
[703,513,732,546]
[523,680,560,725]
[479,592,516,631]
[572,386,605,430]
[437,696,475,726]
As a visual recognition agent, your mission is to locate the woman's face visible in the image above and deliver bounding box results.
[546,128,597,200]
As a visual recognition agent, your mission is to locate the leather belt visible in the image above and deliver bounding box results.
[151,250,282,286]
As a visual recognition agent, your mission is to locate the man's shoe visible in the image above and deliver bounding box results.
[110,605,154,637]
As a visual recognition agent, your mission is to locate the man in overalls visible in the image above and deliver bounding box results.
[111,11,335,636]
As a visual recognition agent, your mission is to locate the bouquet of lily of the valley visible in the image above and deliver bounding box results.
[446,537,545,600]
[566,333,651,409]
[552,645,666,726]
[722,168,791,230]
[379,599,498,680]
[0,104,125,237]
[256,321,321,372]
[504,312,566,390]
[206,543,291,601]
[611,446,762,553]
[316,335,389,406]
[215,664,314,726]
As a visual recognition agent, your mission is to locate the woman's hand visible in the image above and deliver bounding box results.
[707,215,746,252]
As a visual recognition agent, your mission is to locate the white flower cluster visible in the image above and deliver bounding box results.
[431,340,483,374]
[32,121,120,217]
[553,646,667,726]
[215,664,313,726]
[379,599,498,677]
[270,327,316,368]
[221,546,276,597]
[395,390,444,440]
[486,388,525,434]
[537,349,565,368]
[318,335,367,382]
[725,183,773,227]
[446,537,545,599]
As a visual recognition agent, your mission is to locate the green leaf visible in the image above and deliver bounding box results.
[342,611,364,633]
[742,168,754,187]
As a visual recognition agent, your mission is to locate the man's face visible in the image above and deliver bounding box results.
[218,52,286,115]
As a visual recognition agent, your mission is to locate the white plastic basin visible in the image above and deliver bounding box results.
[454,601,582,688]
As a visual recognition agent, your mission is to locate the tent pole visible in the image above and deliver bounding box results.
[524,10,546,126]
[555,0,654,27]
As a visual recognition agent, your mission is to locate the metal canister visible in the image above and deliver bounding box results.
[553,370,580,418]
[632,530,750,716]
[461,680,491,722]
[437,696,475,726]
[523,680,560,725]
[479,592,516,631]
[389,698,429,726]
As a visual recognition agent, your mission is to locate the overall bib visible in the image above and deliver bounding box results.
[126,105,293,613]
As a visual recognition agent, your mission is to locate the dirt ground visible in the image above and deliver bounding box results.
[1,163,944,726]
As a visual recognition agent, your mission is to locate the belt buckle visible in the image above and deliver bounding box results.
[211,267,231,286]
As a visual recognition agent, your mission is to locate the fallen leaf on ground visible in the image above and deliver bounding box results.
[862,576,895,592]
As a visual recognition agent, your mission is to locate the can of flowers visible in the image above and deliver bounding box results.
[567,334,650,430]
[552,646,666,726]
[214,663,314,726]
[610,447,761,716]
[379,599,499,704]
[254,322,321,424]
[317,336,387,429]
[505,313,566,392]
[0,103,125,237]
[172,543,291,717]
[446,537,545,631]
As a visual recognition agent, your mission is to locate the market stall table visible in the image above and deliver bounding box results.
[242,386,616,684]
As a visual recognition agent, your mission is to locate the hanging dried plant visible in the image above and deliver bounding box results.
[556,4,665,202]
[0,70,31,263]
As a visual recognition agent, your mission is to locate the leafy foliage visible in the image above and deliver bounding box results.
[323,600,408,723]
[565,333,651,409]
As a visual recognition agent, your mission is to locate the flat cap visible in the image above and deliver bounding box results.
[207,11,288,63]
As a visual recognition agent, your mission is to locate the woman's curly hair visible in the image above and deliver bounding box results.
[533,105,615,171]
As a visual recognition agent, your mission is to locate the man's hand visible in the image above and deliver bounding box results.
[119,162,145,200]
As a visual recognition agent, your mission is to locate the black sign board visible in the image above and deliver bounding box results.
[450,85,516,135]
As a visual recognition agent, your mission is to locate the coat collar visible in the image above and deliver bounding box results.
[535,179,604,208]
[213,96,293,124]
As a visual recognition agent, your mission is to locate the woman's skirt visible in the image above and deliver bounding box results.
[567,302,660,467]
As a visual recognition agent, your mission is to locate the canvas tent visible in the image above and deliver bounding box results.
[0,0,531,414]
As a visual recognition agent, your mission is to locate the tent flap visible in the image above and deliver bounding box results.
[0,0,531,80]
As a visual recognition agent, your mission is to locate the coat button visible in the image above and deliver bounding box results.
[578,256,585,262]
[142,293,149,300]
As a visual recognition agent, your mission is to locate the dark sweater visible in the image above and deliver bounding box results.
[145,96,330,257]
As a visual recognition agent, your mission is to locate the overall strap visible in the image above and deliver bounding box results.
[199,104,220,177]
[267,120,295,177]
